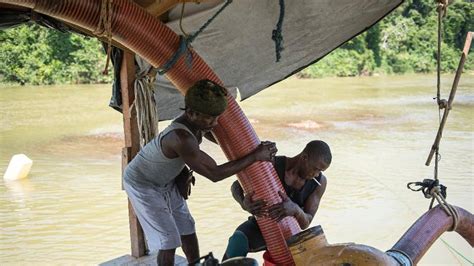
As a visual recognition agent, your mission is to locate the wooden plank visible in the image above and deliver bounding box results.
[100,252,187,266]
[121,147,131,189]
[128,199,146,258]
[120,51,146,258]
[121,52,140,156]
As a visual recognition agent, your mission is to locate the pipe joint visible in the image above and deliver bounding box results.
[386,249,413,266]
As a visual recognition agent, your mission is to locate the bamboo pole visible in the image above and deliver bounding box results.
[426,32,473,166]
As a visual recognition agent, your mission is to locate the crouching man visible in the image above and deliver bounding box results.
[224,141,331,260]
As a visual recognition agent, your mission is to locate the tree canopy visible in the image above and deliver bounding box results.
[301,0,473,78]
[0,25,111,85]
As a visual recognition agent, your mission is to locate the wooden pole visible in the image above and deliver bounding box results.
[120,51,146,257]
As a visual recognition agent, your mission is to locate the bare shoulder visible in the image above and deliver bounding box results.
[231,179,242,190]
[161,128,199,157]
[163,128,196,144]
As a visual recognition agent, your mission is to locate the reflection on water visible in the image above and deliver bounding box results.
[1,75,473,265]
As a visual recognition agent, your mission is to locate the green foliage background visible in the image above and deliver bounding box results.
[0,25,112,85]
[300,0,473,78]
[0,0,472,85]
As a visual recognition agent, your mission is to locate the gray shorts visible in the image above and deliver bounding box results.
[124,180,195,251]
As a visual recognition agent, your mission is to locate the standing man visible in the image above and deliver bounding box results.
[223,140,331,260]
[123,79,277,266]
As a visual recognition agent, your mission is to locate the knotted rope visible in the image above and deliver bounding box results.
[94,0,114,75]
[407,179,458,231]
[133,66,159,147]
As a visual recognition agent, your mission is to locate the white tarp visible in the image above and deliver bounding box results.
[144,0,403,120]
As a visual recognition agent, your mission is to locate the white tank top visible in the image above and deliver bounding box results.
[124,121,196,187]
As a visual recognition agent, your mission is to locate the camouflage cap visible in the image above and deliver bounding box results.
[185,79,228,116]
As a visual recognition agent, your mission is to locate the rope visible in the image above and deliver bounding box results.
[94,0,114,75]
[350,165,467,261]
[436,2,442,106]
[407,179,459,231]
[364,166,467,261]
[436,0,449,18]
[434,0,449,181]
[440,238,474,264]
[179,1,189,38]
[187,0,233,44]
[157,36,192,75]
[272,0,285,62]
[409,0,458,231]
[157,0,233,75]
[407,179,446,199]
[134,66,159,147]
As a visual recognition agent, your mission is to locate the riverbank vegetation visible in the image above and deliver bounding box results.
[0,0,472,85]
[299,0,473,78]
[0,25,111,85]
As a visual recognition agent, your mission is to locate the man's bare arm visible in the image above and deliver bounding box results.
[231,180,267,216]
[231,180,245,207]
[297,175,327,228]
[268,175,327,229]
[171,130,276,182]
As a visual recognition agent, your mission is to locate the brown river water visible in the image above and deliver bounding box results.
[1,75,473,265]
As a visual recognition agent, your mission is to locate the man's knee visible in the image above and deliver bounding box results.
[181,232,199,251]
[225,230,249,258]
[181,232,198,242]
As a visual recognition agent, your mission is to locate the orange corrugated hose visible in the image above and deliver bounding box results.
[0,0,300,264]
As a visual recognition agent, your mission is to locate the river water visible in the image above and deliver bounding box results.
[1,75,473,265]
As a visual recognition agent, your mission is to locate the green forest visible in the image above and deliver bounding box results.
[300,0,473,78]
[0,0,472,85]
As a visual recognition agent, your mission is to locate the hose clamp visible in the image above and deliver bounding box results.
[386,249,413,266]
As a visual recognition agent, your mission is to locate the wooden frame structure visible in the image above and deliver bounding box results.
[119,51,147,257]
[117,1,215,258]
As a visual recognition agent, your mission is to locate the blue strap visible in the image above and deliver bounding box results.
[157,36,190,75]
[157,0,233,75]
[187,0,233,44]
